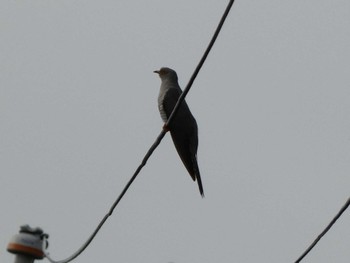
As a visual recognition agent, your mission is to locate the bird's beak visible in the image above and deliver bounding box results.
[153,70,159,74]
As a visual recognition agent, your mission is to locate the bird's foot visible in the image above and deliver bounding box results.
[162,124,170,132]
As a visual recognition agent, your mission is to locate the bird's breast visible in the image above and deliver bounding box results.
[158,86,169,122]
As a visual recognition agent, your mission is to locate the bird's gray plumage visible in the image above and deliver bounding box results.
[154,67,204,197]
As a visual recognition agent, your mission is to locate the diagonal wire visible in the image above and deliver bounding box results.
[294,197,350,263]
[166,0,234,125]
[43,1,235,262]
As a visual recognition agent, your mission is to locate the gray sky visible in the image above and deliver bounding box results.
[1,1,350,262]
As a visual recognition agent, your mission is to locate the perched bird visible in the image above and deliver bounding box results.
[154,67,204,197]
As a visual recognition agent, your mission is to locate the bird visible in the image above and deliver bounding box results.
[154,67,204,197]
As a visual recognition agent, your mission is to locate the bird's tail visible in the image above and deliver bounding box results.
[197,172,205,198]
[193,156,204,197]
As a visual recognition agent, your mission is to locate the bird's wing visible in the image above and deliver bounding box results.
[162,88,182,121]
[163,88,197,179]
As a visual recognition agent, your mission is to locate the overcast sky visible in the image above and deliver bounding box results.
[1,1,350,262]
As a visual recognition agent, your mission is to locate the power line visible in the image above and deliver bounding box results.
[295,197,350,263]
[43,1,235,262]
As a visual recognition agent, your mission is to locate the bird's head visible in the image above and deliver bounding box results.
[154,67,178,82]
